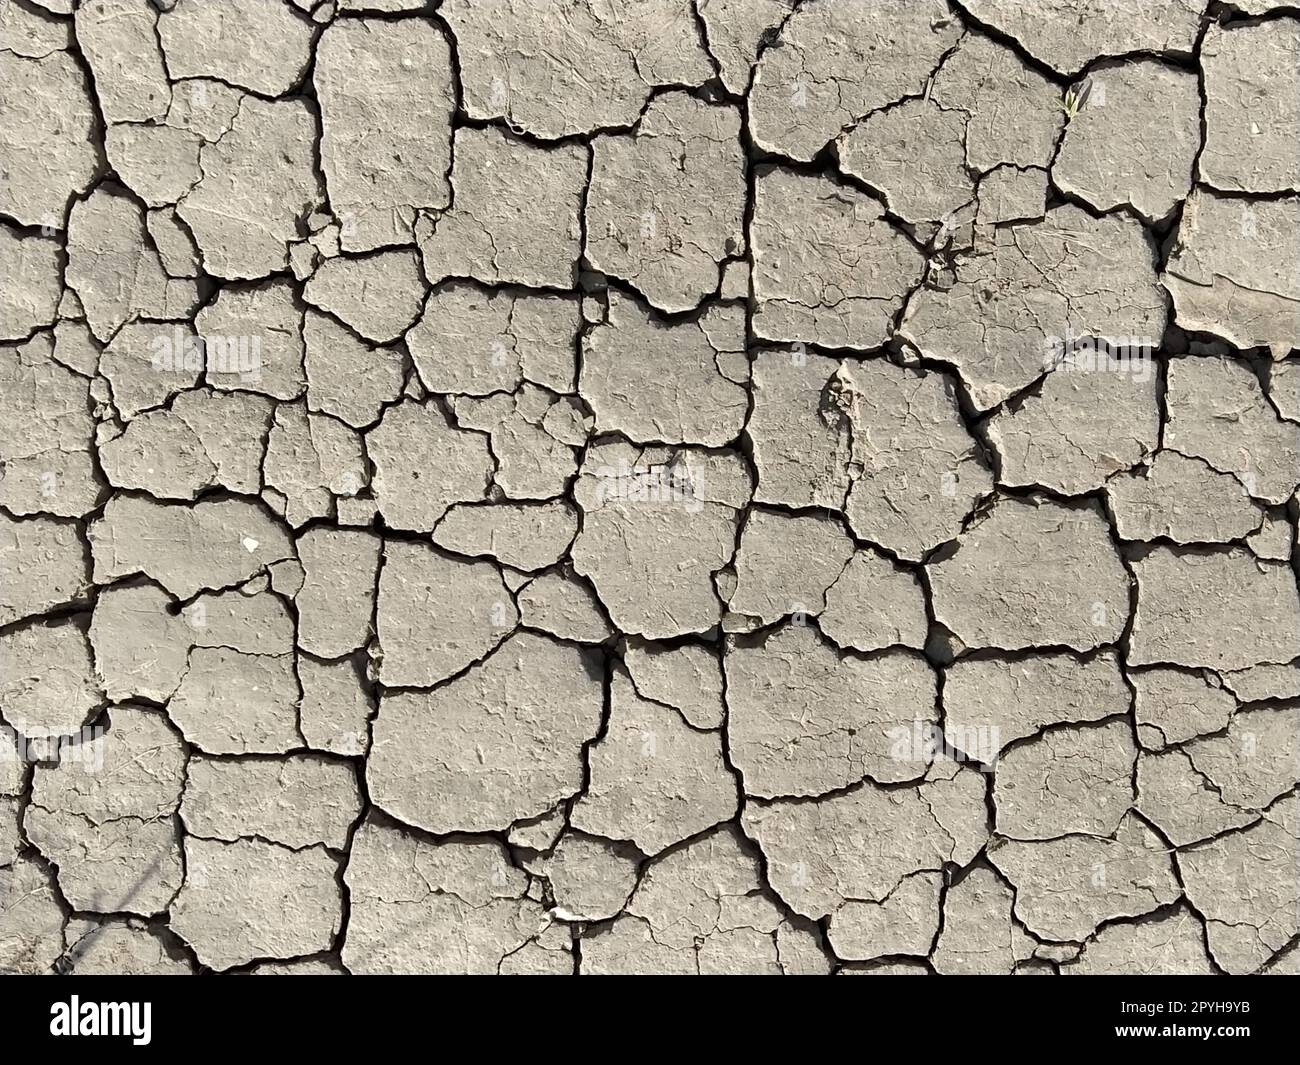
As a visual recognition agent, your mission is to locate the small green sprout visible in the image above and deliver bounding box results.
[1060,77,1094,118]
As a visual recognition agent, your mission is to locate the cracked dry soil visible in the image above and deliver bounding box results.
[1,0,1298,977]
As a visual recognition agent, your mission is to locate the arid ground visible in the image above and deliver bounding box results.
[1,0,1297,975]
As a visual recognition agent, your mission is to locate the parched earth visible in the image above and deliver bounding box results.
[1,0,1298,976]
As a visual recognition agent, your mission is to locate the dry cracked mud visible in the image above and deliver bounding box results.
[0,0,1297,977]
